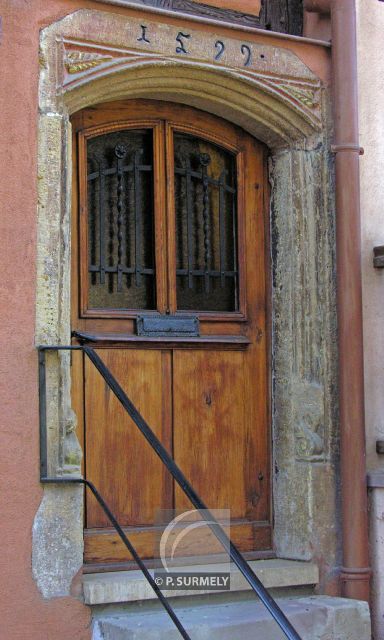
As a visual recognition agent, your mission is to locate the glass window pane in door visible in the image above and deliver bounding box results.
[87,129,155,310]
[174,133,239,312]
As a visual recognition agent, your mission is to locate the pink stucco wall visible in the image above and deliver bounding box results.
[0,1,94,638]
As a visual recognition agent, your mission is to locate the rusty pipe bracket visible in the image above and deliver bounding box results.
[304,0,331,14]
[331,143,364,155]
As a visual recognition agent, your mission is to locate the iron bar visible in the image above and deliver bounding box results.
[219,170,226,288]
[199,153,211,294]
[89,265,154,275]
[38,344,302,640]
[108,163,115,290]
[186,158,194,289]
[232,191,239,308]
[99,161,106,284]
[175,167,236,193]
[115,144,126,292]
[90,267,237,280]
[125,158,132,290]
[134,150,142,287]
[175,269,236,277]
[39,345,84,350]
[88,164,152,181]
[38,349,48,480]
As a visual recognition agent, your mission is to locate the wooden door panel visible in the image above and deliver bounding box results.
[85,349,172,528]
[173,350,265,521]
[71,101,271,569]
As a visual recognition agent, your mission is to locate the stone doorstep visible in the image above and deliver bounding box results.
[83,559,319,605]
[93,596,371,640]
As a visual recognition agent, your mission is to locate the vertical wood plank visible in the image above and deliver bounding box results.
[173,349,264,520]
[85,348,172,528]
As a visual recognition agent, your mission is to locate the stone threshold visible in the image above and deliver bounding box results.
[83,558,319,605]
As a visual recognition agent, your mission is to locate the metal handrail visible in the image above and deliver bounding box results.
[38,345,302,640]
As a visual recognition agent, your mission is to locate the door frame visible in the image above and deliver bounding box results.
[34,8,337,599]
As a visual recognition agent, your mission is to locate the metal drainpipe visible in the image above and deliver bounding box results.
[304,0,371,601]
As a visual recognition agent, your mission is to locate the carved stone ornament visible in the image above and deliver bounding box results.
[64,51,114,74]
[293,381,326,462]
[51,12,322,130]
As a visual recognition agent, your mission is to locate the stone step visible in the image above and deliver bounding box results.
[92,595,371,640]
[84,559,319,605]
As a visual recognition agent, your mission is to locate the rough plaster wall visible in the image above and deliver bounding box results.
[357,0,384,471]
[357,1,384,637]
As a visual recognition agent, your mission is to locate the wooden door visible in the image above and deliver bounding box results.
[71,100,271,571]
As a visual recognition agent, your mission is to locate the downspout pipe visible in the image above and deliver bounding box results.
[304,0,371,601]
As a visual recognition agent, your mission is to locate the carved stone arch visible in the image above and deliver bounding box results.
[33,8,338,598]
[62,63,318,147]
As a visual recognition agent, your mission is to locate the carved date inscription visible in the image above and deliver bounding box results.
[137,25,150,44]
[214,40,225,61]
[176,32,191,55]
[241,44,252,67]
[133,24,260,68]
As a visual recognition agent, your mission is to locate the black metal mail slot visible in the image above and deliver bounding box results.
[136,315,199,337]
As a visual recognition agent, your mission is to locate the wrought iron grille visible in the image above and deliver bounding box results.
[87,129,156,310]
[85,128,240,313]
[174,133,239,312]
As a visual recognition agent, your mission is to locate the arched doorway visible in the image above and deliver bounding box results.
[35,10,336,597]
[70,100,270,569]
